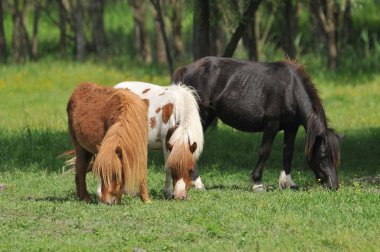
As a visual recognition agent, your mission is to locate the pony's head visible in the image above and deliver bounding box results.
[93,146,126,204]
[166,125,198,200]
[306,114,341,189]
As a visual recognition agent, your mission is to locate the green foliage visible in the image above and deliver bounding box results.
[0,60,379,250]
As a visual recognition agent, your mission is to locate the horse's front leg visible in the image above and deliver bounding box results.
[191,163,206,190]
[74,147,92,202]
[251,123,279,192]
[164,168,173,199]
[279,127,299,190]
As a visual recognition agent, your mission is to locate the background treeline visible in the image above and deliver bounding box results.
[0,0,380,73]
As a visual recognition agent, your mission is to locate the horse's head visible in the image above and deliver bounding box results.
[306,129,341,190]
[166,139,198,200]
[94,146,125,204]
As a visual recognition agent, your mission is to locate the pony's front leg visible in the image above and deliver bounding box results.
[139,179,151,204]
[251,123,278,192]
[279,127,299,190]
[164,168,173,199]
[75,148,92,202]
[191,163,206,190]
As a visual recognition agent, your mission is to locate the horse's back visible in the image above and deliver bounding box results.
[175,57,299,132]
[67,82,138,153]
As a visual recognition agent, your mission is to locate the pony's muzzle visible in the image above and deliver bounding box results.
[173,178,188,200]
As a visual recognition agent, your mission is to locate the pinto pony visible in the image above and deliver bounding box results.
[173,56,341,191]
[114,82,204,200]
[66,82,150,204]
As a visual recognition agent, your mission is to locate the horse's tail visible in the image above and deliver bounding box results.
[93,91,149,195]
[59,149,77,172]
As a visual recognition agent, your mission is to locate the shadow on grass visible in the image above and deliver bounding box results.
[1,126,379,182]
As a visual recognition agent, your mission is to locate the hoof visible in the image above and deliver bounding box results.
[252,184,266,192]
[290,185,299,191]
[164,191,173,200]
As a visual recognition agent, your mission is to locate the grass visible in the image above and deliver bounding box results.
[0,59,379,251]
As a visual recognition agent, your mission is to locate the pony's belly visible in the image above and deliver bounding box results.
[219,115,264,132]
[148,141,163,150]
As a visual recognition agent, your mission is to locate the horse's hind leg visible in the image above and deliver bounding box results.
[139,179,151,204]
[279,127,299,190]
[75,146,93,202]
[251,123,278,192]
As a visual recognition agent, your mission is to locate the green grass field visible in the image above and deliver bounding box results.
[0,60,379,251]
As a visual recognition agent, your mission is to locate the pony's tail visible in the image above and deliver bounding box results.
[59,149,76,172]
[93,91,149,195]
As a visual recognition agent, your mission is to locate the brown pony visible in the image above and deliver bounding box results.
[67,82,150,204]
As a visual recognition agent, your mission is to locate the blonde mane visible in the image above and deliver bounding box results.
[92,91,148,195]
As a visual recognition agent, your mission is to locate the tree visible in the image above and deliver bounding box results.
[311,0,339,70]
[31,0,41,60]
[89,0,107,54]
[283,0,299,59]
[73,0,86,61]
[12,0,30,63]
[223,0,262,58]
[130,0,152,64]
[193,0,210,60]
[209,1,227,57]
[0,0,7,63]
[56,0,69,55]
[151,0,173,75]
[168,0,184,63]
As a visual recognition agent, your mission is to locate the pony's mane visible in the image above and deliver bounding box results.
[165,83,204,173]
[93,90,148,194]
[285,60,340,169]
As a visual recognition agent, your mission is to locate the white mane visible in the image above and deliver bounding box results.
[168,83,204,159]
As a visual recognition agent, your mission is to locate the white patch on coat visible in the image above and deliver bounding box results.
[97,180,102,197]
[191,176,205,190]
[278,170,296,189]
[173,178,186,199]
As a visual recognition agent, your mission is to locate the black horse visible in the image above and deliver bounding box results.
[173,56,341,190]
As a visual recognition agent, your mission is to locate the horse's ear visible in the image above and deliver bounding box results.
[166,142,173,152]
[189,142,197,153]
[305,134,322,159]
[115,146,123,160]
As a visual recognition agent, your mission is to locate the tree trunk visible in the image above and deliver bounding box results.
[169,0,184,63]
[73,0,86,61]
[242,12,258,61]
[89,0,107,54]
[311,0,339,70]
[129,0,152,64]
[209,1,227,57]
[31,0,41,60]
[12,0,25,63]
[193,0,209,60]
[151,0,173,76]
[223,0,262,58]
[284,0,298,59]
[0,0,7,62]
[56,0,68,55]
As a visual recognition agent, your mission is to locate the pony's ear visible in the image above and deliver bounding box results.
[189,142,197,153]
[115,146,123,160]
[305,134,322,159]
[166,142,173,152]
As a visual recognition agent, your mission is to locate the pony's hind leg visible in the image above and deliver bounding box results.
[279,127,299,190]
[75,146,93,202]
[251,122,279,192]
[139,179,151,204]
